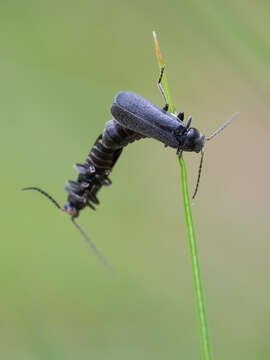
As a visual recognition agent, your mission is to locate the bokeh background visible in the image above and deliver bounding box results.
[1,1,270,359]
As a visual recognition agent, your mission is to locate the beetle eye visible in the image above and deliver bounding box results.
[187,128,196,138]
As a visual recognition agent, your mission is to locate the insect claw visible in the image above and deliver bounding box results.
[74,163,87,174]
[87,201,96,210]
[89,192,100,205]
[103,178,112,186]
[177,148,183,157]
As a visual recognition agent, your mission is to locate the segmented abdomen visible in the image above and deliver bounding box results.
[64,119,145,217]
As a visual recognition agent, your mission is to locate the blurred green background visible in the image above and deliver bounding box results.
[1,0,270,359]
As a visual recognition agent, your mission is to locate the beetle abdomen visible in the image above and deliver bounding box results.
[65,117,146,217]
[102,119,145,149]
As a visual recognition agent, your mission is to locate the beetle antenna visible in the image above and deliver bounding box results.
[192,149,204,200]
[206,112,239,141]
[71,218,114,274]
[22,187,63,210]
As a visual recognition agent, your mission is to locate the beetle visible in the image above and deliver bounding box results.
[111,65,238,198]
[111,90,205,153]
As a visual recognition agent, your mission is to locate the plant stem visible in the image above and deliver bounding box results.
[153,31,212,360]
[179,157,212,360]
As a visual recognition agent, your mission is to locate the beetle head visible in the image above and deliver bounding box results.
[174,125,205,153]
[182,128,205,152]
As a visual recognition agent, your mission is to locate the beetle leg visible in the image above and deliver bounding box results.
[157,65,169,111]
[177,112,184,122]
[186,116,192,129]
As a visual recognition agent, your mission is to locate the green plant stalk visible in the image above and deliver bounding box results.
[153,31,212,360]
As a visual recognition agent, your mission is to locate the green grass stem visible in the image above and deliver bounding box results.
[152,31,212,360]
